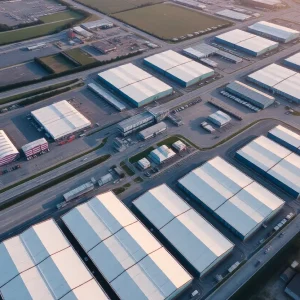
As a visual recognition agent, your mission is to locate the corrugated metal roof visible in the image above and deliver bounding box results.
[236,136,292,171]
[21,138,48,153]
[0,219,108,299]
[62,191,137,252]
[208,110,231,127]
[31,100,91,140]
[178,157,253,210]
[149,145,176,163]
[133,184,234,274]
[216,29,256,44]
[274,73,300,101]
[247,63,296,87]
[0,130,18,159]
[285,52,300,68]
[267,153,300,195]
[111,248,192,300]
[62,191,192,300]
[268,125,300,149]
[215,182,284,237]
[248,21,299,41]
[216,9,251,21]
[139,122,167,139]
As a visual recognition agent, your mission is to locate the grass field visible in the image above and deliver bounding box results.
[63,48,97,66]
[38,54,77,73]
[73,0,162,14]
[129,146,154,164]
[113,3,232,40]
[0,9,84,46]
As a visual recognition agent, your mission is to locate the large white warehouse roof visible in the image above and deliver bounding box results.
[62,191,192,299]
[215,29,278,55]
[178,156,285,239]
[0,219,108,300]
[178,156,253,210]
[31,100,91,140]
[144,50,214,87]
[215,182,284,237]
[133,184,234,275]
[98,63,173,106]
[0,130,18,161]
[268,125,300,152]
[248,21,300,42]
[236,135,291,172]
[285,52,300,69]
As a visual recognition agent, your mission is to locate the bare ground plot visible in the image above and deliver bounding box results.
[73,0,163,14]
[37,54,77,73]
[63,48,97,66]
[0,62,48,88]
[113,3,232,40]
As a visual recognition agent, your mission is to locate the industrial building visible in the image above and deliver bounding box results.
[208,110,231,127]
[248,21,299,43]
[178,156,285,239]
[0,130,19,166]
[62,191,192,300]
[215,29,279,56]
[138,122,167,140]
[247,64,300,103]
[21,138,49,160]
[284,52,300,70]
[149,145,176,164]
[73,26,93,38]
[268,125,300,154]
[0,219,109,300]
[236,136,300,198]
[241,0,284,9]
[138,158,151,170]
[172,140,187,152]
[98,63,173,107]
[82,19,114,30]
[92,41,116,54]
[31,100,91,141]
[144,50,214,87]
[132,184,234,276]
[216,9,252,21]
[88,83,126,111]
[225,81,275,109]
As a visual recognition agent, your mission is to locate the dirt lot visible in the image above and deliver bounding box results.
[37,54,77,73]
[63,48,97,66]
[0,62,48,87]
[113,3,232,40]
[73,0,163,14]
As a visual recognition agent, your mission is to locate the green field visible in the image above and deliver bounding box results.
[0,9,84,46]
[73,0,163,14]
[63,48,97,66]
[38,54,77,73]
[113,3,232,40]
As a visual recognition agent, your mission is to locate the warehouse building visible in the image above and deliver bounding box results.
[98,63,173,107]
[0,130,19,166]
[215,29,279,56]
[248,21,299,43]
[225,81,275,108]
[216,9,252,21]
[241,0,284,9]
[268,125,300,154]
[236,136,300,198]
[144,50,214,87]
[247,64,300,103]
[138,122,167,140]
[21,138,49,160]
[132,184,234,277]
[82,19,113,30]
[172,140,187,152]
[178,156,285,239]
[0,219,108,300]
[73,26,93,38]
[208,110,231,127]
[92,41,116,54]
[31,100,91,141]
[62,191,192,300]
[284,52,300,70]
[138,158,151,169]
[149,145,176,164]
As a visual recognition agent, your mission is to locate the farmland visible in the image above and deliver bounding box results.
[72,0,163,14]
[37,54,77,74]
[113,3,232,40]
[63,48,97,66]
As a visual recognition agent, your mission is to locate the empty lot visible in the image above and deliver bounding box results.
[37,54,77,73]
[113,3,232,40]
